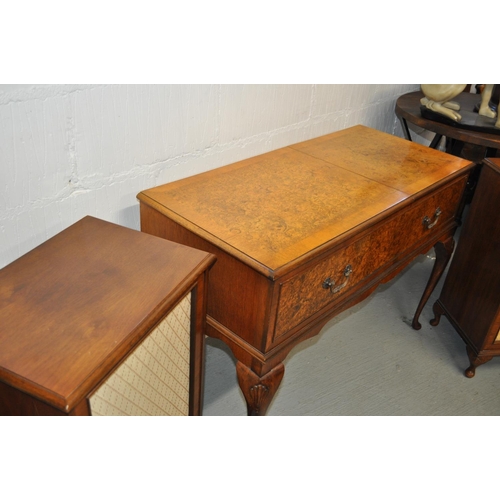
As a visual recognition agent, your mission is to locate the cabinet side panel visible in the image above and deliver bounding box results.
[440,164,500,347]
[89,294,191,416]
[140,204,271,351]
[0,380,69,415]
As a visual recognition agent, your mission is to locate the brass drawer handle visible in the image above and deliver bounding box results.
[322,265,353,294]
[423,207,442,230]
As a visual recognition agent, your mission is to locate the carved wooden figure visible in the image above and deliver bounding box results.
[420,84,468,122]
[420,84,500,128]
[478,84,500,128]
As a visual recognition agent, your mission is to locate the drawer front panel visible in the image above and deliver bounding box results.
[89,294,191,416]
[274,177,466,340]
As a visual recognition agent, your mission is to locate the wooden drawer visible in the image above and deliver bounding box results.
[273,176,467,340]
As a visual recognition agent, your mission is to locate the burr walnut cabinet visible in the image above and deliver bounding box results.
[137,125,473,415]
[0,216,215,416]
[431,158,500,377]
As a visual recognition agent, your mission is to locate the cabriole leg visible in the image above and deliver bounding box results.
[236,362,285,416]
[412,237,455,330]
[430,300,445,327]
[464,346,493,378]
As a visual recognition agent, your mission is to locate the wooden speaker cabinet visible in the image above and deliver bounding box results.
[0,216,215,415]
[431,158,500,377]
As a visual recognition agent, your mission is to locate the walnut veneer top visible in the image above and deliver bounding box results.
[138,125,471,276]
[0,216,215,411]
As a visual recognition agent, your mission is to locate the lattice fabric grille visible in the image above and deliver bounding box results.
[89,294,191,416]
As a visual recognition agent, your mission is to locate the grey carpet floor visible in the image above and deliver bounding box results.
[202,247,500,416]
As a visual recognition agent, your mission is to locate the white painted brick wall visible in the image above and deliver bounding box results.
[0,84,420,268]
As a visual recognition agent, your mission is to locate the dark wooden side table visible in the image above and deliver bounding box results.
[396,91,500,209]
[0,216,215,416]
[395,91,500,163]
[430,158,500,377]
[138,125,473,416]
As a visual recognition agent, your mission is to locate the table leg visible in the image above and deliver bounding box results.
[464,346,493,378]
[429,133,443,149]
[236,361,285,416]
[399,117,412,141]
[399,116,442,150]
[411,237,455,330]
[429,299,445,327]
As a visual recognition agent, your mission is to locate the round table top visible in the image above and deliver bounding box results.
[396,91,500,151]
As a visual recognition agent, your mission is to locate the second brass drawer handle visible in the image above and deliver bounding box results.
[423,207,442,230]
[322,265,353,294]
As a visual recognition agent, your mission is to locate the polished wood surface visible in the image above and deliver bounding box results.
[431,158,500,377]
[138,125,474,415]
[0,216,215,415]
[141,126,470,276]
